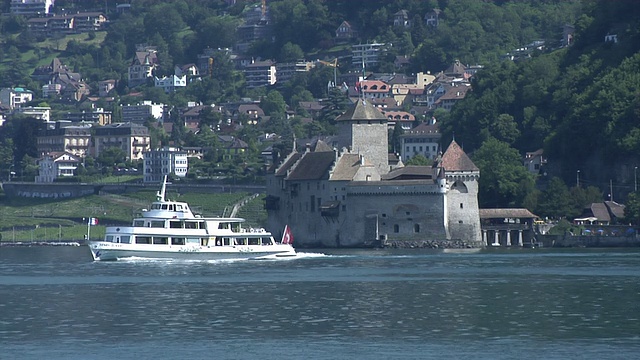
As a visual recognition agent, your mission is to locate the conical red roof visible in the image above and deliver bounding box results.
[440,140,478,171]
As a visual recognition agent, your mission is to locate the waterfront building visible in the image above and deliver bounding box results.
[266,99,482,247]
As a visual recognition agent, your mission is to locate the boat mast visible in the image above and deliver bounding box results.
[157,175,167,201]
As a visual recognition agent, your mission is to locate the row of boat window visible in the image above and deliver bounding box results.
[105,235,273,246]
[133,220,241,231]
[150,203,188,211]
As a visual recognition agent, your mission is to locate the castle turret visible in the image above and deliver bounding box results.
[440,140,482,244]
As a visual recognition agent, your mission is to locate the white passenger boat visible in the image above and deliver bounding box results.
[88,177,295,261]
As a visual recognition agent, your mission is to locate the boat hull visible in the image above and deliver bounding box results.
[88,242,296,261]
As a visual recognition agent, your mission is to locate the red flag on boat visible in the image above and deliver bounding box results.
[281,225,293,245]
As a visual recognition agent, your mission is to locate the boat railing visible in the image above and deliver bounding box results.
[236,228,268,234]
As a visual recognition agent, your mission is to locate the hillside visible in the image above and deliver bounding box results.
[0,0,637,221]
[442,0,640,211]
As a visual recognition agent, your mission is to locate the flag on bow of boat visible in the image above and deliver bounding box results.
[281,225,293,245]
[88,217,98,226]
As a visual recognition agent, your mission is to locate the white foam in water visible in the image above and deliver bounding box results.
[113,252,329,264]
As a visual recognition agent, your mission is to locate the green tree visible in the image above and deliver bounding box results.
[318,88,348,127]
[279,42,304,63]
[471,137,536,208]
[96,147,128,170]
[405,154,432,166]
[260,90,287,116]
[490,113,520,145]
[537,177,577,219]
[624,192,640,225]
[390,121,404,154]
[12,116,40,165]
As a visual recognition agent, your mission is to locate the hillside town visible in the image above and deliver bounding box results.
[0,0,638,247]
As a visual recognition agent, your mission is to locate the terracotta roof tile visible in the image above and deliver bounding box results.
[441,140,478,171]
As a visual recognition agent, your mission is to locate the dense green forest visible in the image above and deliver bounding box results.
[0,0,639,221]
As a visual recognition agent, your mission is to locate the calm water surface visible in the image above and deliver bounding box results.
[0,246,639,359]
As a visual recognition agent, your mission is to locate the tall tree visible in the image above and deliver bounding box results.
[537,177,578,219]
[471,137,536,208]
[260,90,287,116]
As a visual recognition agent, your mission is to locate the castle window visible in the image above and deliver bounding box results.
[393,224,400,233]
[459,220,463,224]
[460,203,464,209]
[382,214,386,217]
[342,205,346,211]
[414,224,420,233]
[406,212,410,215]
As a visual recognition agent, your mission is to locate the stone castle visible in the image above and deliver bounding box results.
[265,99,483,248]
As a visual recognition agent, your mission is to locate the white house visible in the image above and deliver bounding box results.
[10,0,55,16]
[351,43,386,68]
[0,87,34,110]
[121,101,165,123]
[128,47,158,87]
[143,146,188,183]
[154,75,187,93]
[14,106,51,121]
[36,151,81,183]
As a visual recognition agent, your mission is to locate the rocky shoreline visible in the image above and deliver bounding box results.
[383,239,483,249]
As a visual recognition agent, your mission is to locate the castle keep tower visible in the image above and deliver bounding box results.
[334,99,389,175]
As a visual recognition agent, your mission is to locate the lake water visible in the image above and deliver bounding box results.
[1,246,639,359]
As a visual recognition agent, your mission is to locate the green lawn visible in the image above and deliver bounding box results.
[33,31,107,52]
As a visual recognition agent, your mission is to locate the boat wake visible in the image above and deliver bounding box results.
[103,252,329,264]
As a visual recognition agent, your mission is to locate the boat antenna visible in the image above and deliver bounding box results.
[157,175,167,201]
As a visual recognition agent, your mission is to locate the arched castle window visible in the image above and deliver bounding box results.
[450,180,468,193]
